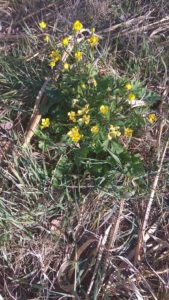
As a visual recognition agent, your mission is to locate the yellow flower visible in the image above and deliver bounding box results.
[81,83,86,89]
[91,27,95,33]
[100,105,109,115]
[62,37,69,46]
[89,78,97,87]
[88,35,99,46]
[147,113,158,124]
[67,127,82,142]
[75,51,83,61]
[50,50,61,62]
[78,104,89,116]
[49,61,56,69]
[68,111,76,122]
[82,114,90,125]
[77,109,83,116]
[91,125,99,134]
[72,99,79,107]
[82,104,89,114]
[40,118,50,129]
[39,21,47,30]
[91,79,97,87]
[44,34,50,42]
[73,20,83,31]
[63,63,69,70]
[108,125,121,140]
[128,93,136,101]
[124,128,133,138]
[125,83,132,90]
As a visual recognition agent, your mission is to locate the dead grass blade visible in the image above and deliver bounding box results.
[57,238,97,292]
[21,1,63,22]
[121,16,169,36]
[130,282,144,300]
[88,199,125,297]
[134,139,169,263]
[0,33,25,41]
[98,10,153,34]
[87,224,112,296]
[99,12,169,40]
[118,256,158,300]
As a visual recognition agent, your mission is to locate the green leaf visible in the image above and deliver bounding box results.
[107,148,122,168]
[102,140,109,151]
[145,91,160,104]
[111,141,124,154]
[38,140,45,150]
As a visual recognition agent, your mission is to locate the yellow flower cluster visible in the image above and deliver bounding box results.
[78,104,90,125]
[124,128,133,137]
[40,20,138,147]
[77,104,89,116]
[148,113,158,123]
[43,20,100,72]
[108,125,121,140]
[39,19,101,72]
[91,125,99,134]
[40,118,50,129]
[81,114,90,125]
[125,83,136,102]
[73,20,83,31]
[67,127,82,142]
[68,111,76,122]
[68,104,90,125]
[88,35,100,46]
[100,105,109,115]
[67,104,90,142]
[50,50,61,62]
[49,50,61,68]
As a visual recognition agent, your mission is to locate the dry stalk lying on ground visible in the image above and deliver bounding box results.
[23,78,50,147]
[121,16,169,36]
[98,10,153,34]
[134,139,169,264]
[99,12,169,39]
[96,199,125,297]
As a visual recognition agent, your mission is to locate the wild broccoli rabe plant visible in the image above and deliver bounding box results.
[37,20,159,185]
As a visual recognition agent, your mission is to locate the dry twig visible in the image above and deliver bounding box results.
[134,140,169,263]
[87,199,125,297]
[98,11,153,34]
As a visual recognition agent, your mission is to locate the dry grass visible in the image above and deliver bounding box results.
[0,0,169,299]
